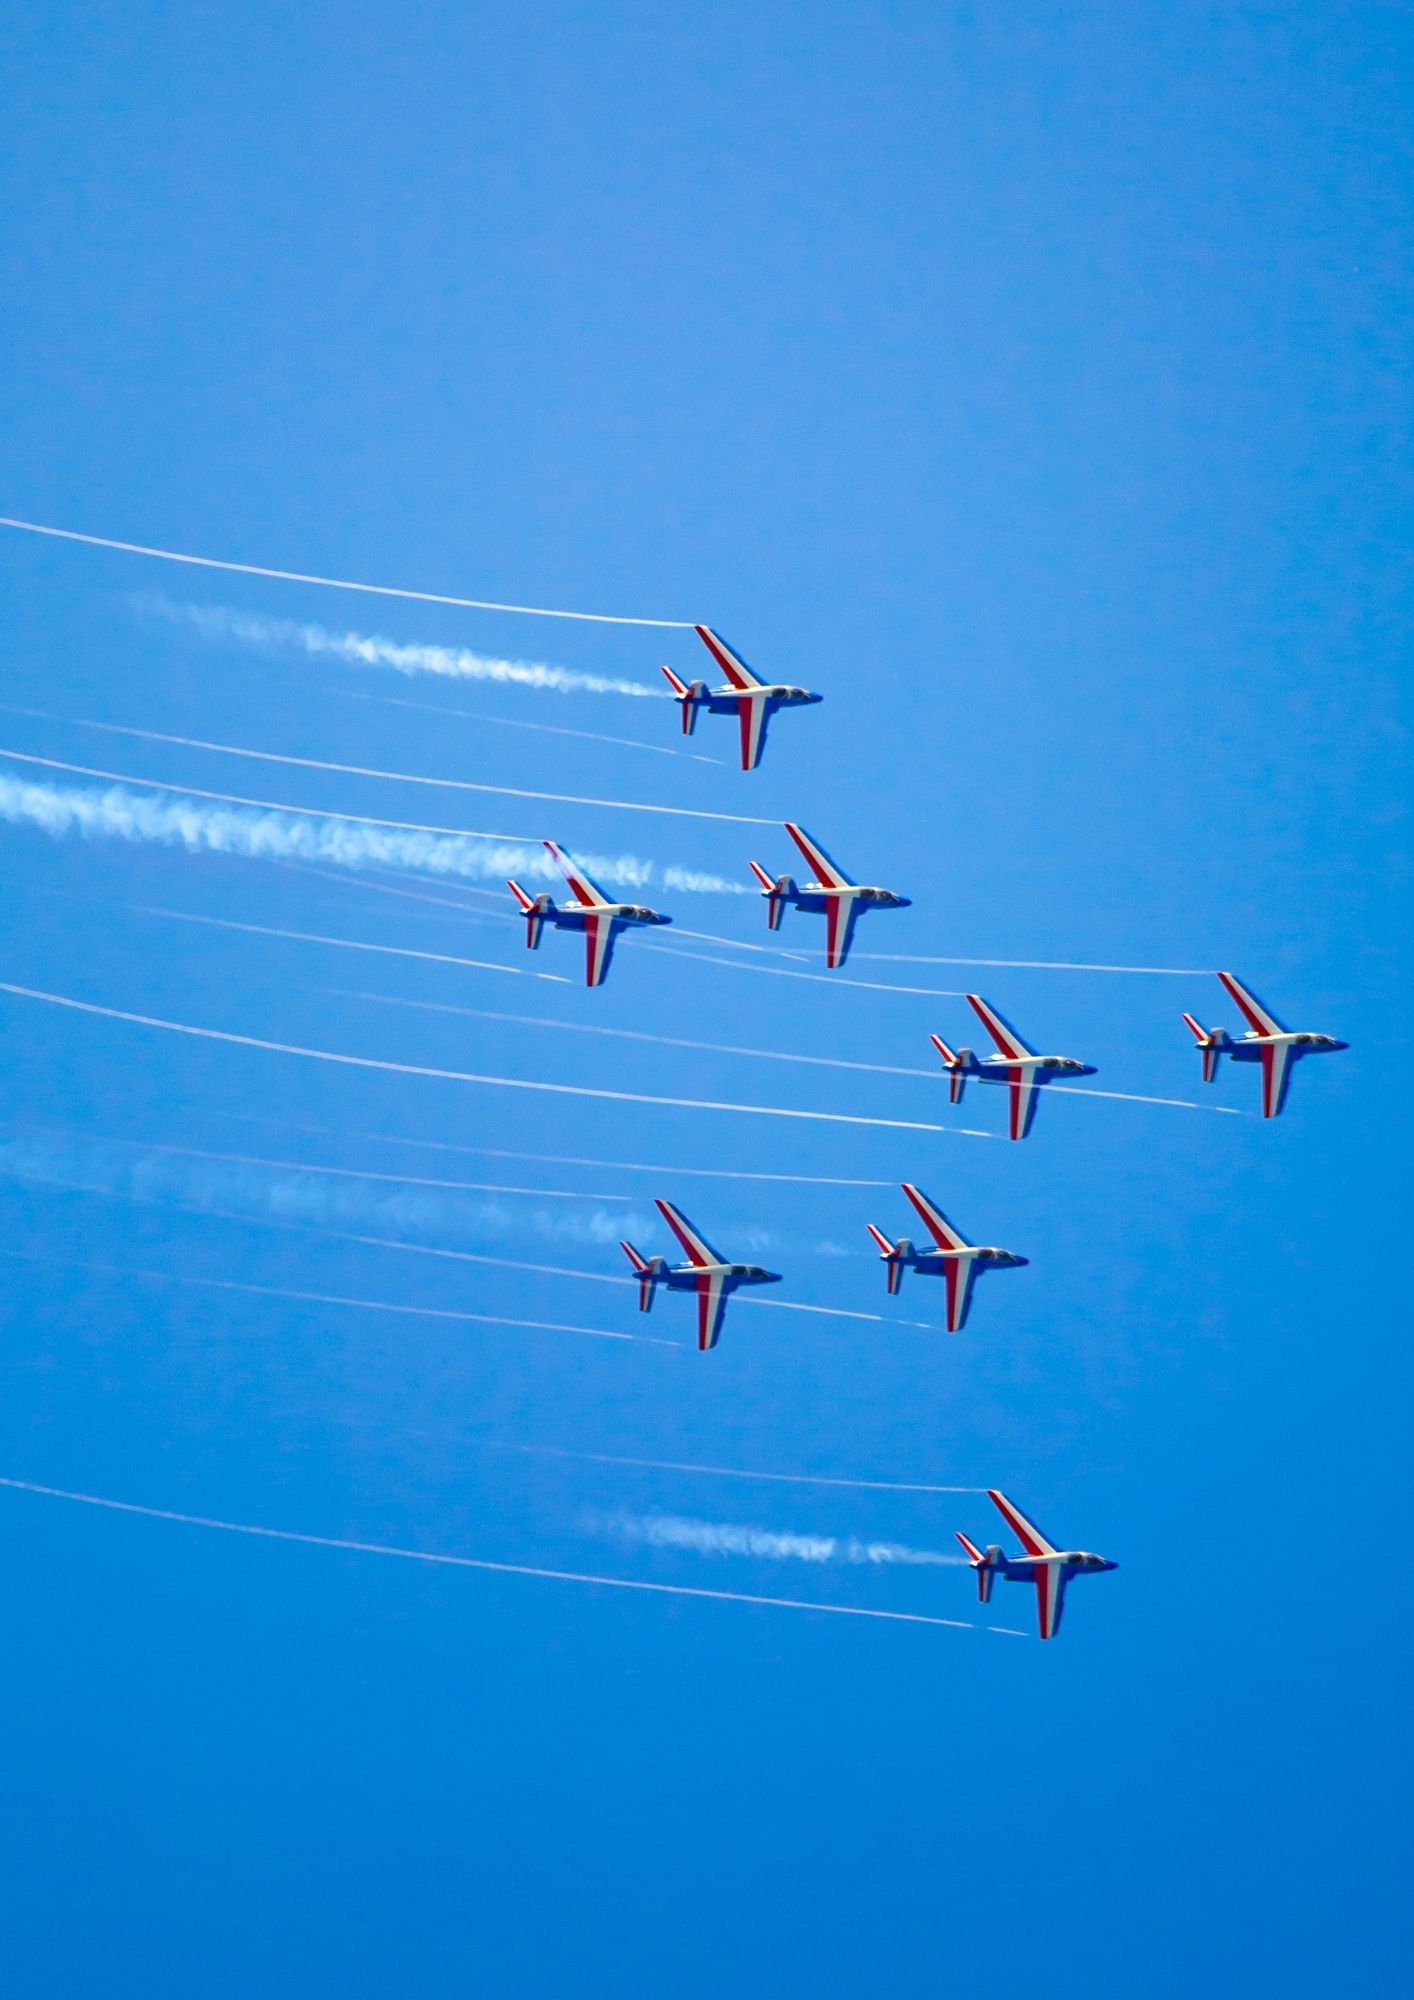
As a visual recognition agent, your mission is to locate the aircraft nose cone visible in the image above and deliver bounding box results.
[1012,1255,1030,1268]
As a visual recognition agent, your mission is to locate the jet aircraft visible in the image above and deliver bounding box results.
[1182,970,1346,1119]
[956,1490,1117,1641]
[507,840,671,987]
[930,994,1094,1141]
[620,1199,781,1350]
[746,823,910,969]
[660,625,822,771]
[865,1182,1026,1333]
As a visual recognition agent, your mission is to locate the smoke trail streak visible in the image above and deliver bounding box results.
[0,752,741,893]
[142,906,571,983]
[316,683,725,764]
[0,981,951,1135]
[3,1127,645,1205]
[854,951,1215,975]
[54,712,773,828]
[0,1128,645,1247]
[216,1112,899,1190]
[0,1248,671,1346]
[0,517,694,627]
[957,1072,1245,1116]
[329,988,993,1117]
[646,941,969,1000]
[0,1476,1011,1630]
[509,1445,983,1495]
[580,1509,965,1567]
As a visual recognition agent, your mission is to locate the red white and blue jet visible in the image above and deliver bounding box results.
[1182,971,1346,1119]
[620,1199,781,1351]
[660,626,822,772]
[865,1183,1027,1333]
[956,1490,1117,1641]
[930,994,1094,1141]
[507,840,671,988]
[747,823,910,969]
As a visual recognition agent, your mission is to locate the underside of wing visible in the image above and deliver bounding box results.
[1261,1039,1294,1119]
[966,994,1035,1060]
[696,1273,729,1350]
[656,1199,723,1269]
[584,914,618,987]
[945,1255,978,1334]
[696,624,764,692]
[1007,1067,1039,1141]
[545,839,612,909]
[987,1489,1058,1558]
[824,893,860,969]
[900,1183,969,1253]
[1034,1562,1069,1640]
[737,694,773,771]
[784,823,853,891]
[1217,971,1285,1037]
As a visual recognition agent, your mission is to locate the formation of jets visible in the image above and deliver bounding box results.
[500,634,1347,1640]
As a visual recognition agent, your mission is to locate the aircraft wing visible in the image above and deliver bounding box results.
[1033,1561,1070,1640]
[695,1271,730,1351]
[900,1183,970,1252]
[986,1489,1058,1557]
[1217,971,1286,1037]
[738,694,773,772]
[655,1198,724,1269]
[965,994,1036,1060]
[543,840,612,909]
[583,912,618,988]
[942,1256,978,1334]
[784,823,853,890]
[823,891,861,970]
[695,624,765,692]
[1005,1067,1040,1142]
[1259,1039,1295,1120]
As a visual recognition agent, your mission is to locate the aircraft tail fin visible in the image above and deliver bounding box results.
[621,1240,665,1312]
[661,665,708,733]
[930,1035,974,1105]
[867,1223,911,1295]
[1182,1011,1227,1083]
[508,880,551,950]
[748,861,794,931]
[955,1533,1003,1604]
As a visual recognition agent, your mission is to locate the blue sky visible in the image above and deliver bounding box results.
[1,4,1409,1994]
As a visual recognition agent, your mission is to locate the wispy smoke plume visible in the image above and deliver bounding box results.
[0,1129,646,1247]
[0,773,740,894]
[139,596,662,698]
[580,1509,964,1567]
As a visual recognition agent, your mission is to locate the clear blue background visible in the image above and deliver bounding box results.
[0,5,1408,1994]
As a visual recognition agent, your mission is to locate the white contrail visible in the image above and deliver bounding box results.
[957,1071,1244,1116]
[646,940,970,999]
[332,988,993,1119]
[506,1445,984,1495]
[0,1476,1014,1631]
[215,1112,900,1190]
[0,1249,672,1347]
[0,763,673,892]
[143,906,571,983]
[580,1509,965,1567]
[0,518,694,627]
[316,683,724,764]
[52,712,773,829]
[0,1128,646,1247]
[853,951,1214,976]
[0,981,951,1135]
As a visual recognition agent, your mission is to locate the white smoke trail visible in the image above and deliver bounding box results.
[0,1475,1010,1631]
[0,765,671,891]
[508,1445,982,1495]
[0,982,951,1136]
[54,713,772,829]
[0,1249,671,1347]
[646,940,970,999]
[0,1128,648,1248]
[0,517,694,627]
[854,951,1215,976]
[215,1112,900,1190]
[330,988,993,1117]
[581,1509,965,1567]
[316,684,725,764]
[144,907,572,983]
[143,597,665,691]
